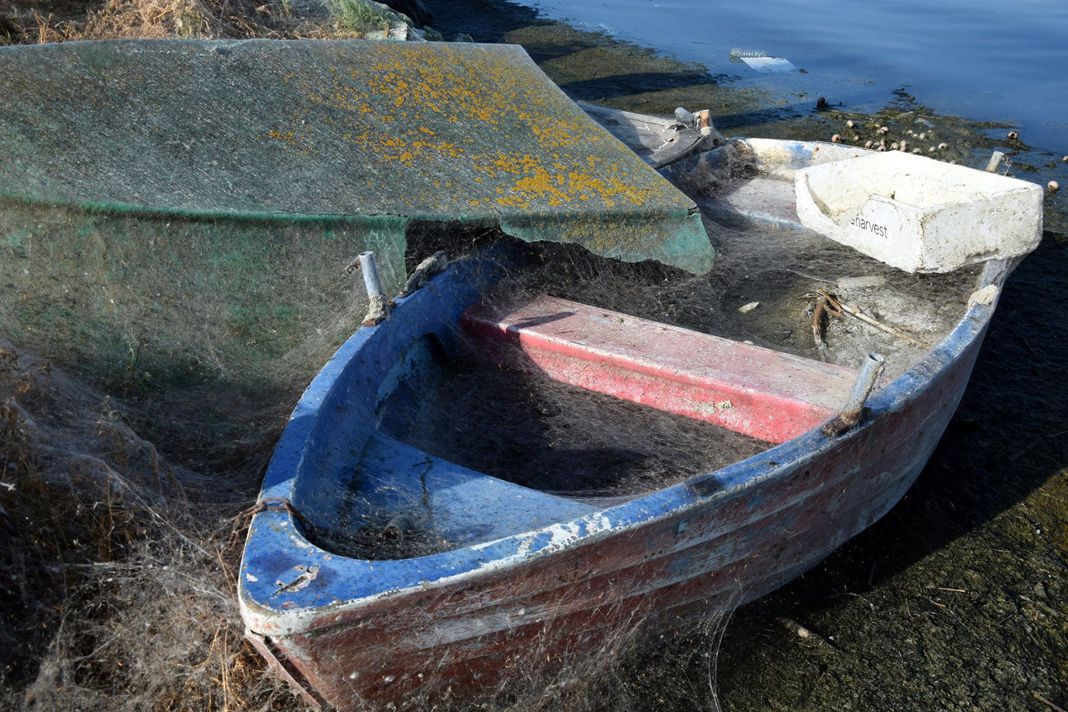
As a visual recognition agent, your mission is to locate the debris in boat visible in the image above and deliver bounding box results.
[822,352,885,437]
[817,289,922,346]
[795,151,1042,272]
[738,301,760,313]
[695,110,714,136]
[810,291,842,358]
[650,107,719,168]
[985,150,1007,172]
[382,514,418,543]
[729,48,796,73]
[1049,180,1060,193]
[401,250,448,296]
[674,107,696,125]
[968,284,999,308]
[651,129,708,168]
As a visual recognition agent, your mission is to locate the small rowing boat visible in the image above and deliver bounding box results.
[239,106,1040,709]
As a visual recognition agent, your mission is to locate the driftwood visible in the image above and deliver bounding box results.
[818,289,922,347]
[401,250,448,296]
[650,128,708,168]
[579,101,720,168]
[810,291,843,359]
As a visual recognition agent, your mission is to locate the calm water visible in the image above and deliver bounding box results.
[526,0,1068,152]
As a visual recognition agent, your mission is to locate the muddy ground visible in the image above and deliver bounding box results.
[420,1,1067,710]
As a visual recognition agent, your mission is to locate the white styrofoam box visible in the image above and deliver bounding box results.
[794,151,1043,273]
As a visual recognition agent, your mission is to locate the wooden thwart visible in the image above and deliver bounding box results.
[462,296,859,443]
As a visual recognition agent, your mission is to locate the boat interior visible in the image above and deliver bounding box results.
[296,120,988,562]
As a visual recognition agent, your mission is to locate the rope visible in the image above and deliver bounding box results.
[227,497,312,549]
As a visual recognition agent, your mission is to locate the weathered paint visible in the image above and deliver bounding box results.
[0,39,714,273]
[460,294,859,443]
[239,240,1011,709]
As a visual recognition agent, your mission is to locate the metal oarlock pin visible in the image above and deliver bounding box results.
[822,352,886,437]
[359,251,390,326]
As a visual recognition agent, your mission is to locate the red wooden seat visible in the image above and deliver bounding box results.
[461,295,858,444]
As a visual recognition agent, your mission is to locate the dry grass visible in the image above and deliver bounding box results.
[0,342,305,711]
[0,0,411,44]
[0,338,733,711]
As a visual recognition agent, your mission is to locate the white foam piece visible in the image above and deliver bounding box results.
[795,151,1043,273]
[740,56,796,73]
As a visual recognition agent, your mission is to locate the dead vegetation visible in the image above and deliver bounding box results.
[0,0,415,44]
[0,232,749,712]
[0,342,304,711]
[0,336,737,711]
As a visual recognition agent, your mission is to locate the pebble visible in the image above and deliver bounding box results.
[912,148,922,154]
[846,119,855,128]
[1049,181,1060,193]
[864,140,873,148]
[831,134,841,143]
[739,301,760,313]
[1008,130,1019,140]
[1062,155,1068,162]
[938,143,949,150]
[878,126,889,134]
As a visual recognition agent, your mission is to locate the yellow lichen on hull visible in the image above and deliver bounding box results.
[0,39,711,271]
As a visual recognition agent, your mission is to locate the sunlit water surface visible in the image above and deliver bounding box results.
[526,0,1068,152]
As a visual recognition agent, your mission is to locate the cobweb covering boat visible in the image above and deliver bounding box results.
[0,38,713,405]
